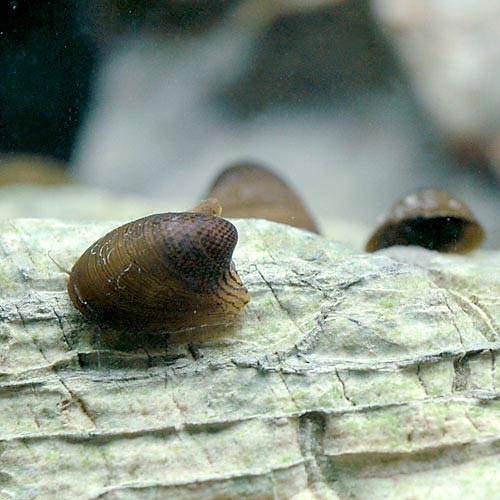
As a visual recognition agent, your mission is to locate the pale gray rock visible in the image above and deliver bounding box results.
[0,218,498,499]
[0,185,371,250]
[71,0,500,246]
[372,0,500,179]
[0,185,167,222]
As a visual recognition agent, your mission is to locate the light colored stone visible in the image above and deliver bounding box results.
[372,0,500,178]
[0,184,371,250]
[0,218,498,499]
[0,185,168,222]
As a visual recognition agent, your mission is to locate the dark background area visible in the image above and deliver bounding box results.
[0,1,97,161]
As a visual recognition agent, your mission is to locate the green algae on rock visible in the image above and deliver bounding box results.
[0,218,498,499]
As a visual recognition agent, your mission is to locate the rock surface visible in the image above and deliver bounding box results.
[0,185,167,222]
[372,0,500,179]
[0,218,499,499]
[0,185,370,250]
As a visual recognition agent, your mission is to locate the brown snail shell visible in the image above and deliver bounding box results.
[0,154,70,186]
[67,210,250,331]
[366,189,485,253]
[206,162,320,234]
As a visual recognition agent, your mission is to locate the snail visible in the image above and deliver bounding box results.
[206,161,320,234]
[67,200,250,331]
[0,154,70,186]
[365,189,485,253]
[190,197,222,217]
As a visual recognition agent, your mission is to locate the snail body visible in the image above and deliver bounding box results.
[366,189,485,253]
[68,211,249,330]
[207,162,320,234]
[191,198,222,217]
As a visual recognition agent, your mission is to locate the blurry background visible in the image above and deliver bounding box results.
[0,0,499,248]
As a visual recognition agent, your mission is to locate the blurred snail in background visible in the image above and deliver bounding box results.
[0,154,70,186]
[67,199,250,331]
[206,161,320,234]
[366,189,485,253]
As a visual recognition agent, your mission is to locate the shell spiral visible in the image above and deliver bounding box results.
[68,212,250,330]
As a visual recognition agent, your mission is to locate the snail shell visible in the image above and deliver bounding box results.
[0,154,69,186]
[366,189,485,253]
[67,211,250,330]
[206,162,320,234]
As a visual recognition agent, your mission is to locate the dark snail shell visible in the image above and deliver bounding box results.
[366,189,485,253]
[68,212,250,330]
[206,162,320,234]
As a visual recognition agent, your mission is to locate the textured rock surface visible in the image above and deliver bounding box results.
[0,218,499,499]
